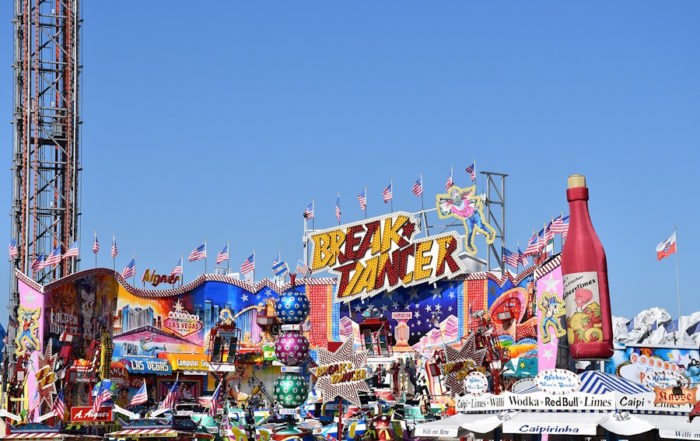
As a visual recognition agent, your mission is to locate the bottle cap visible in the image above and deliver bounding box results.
[567,174,586,189]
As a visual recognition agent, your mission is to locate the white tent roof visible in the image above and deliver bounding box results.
[636,414,700,440]
[598,412,655,436]
[501,412,602,436]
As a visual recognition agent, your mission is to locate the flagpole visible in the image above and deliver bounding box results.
[312,199,315,231]
[112,234,116,272]
[181,256,184,286]
[420,172,430,237]
[227,242,230,274]
[204,241,207,275]
[390,179,393,213]
[364,185,367,219]
[675,226,681,325]
[94,231,97,268]
[132,256,136,286]
[253,250,256,284]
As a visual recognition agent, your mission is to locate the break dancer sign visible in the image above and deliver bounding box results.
[310,212,466,302]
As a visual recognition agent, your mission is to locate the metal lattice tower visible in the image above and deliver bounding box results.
[480,171,507,273]
[8,0,81,354]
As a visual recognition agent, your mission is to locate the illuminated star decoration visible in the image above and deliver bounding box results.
[440,334,486,396]
[311,339,370,406]
[35,344,58,408]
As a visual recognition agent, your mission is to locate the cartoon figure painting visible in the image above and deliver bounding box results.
[15,305,41,357]
[537,292,566,344]
[436,185,496,255]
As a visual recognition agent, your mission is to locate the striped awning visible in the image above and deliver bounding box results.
[516,370,650,395]
[104,429,178,439]
[2,435,63,440]
[579,371,650,394]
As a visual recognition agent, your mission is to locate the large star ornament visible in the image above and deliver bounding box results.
[311,339,370,406]
[440,334,487,396]
[35,345,58,408]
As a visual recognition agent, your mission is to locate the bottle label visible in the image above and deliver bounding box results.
[562,271,604,345]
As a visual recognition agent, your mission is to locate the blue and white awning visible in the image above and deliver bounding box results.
[516,371,650,395]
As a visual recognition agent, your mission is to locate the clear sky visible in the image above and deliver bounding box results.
[1,2,698,323]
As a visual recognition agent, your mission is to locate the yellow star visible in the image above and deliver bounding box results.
[520,362,525,369]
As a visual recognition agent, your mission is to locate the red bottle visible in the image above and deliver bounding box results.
[561,174,614,360]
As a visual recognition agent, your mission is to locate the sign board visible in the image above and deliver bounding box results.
[617,392,695,413]
[121,357,172,375]
[162,300,203,338]
[309,212,466,301]
[71,406,113,422]
[465,371,488,396]
[165,353,209,372]
[142,269,181,287]
[414,426,459,438]
[535,369,581,395]
[456,391,615,413]
[502,420,597,436]
[654,386,698,406]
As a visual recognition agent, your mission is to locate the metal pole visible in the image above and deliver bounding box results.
[204,241,207,275]
[390,179,393,213]
[675,226,681,324]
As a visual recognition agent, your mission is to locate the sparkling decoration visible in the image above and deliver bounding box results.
[35,344,57,408]
[440,334,487,396]
[274,331,309,366]
[275,290,310,325]
[273,373,308,408]
[311,339,370,406]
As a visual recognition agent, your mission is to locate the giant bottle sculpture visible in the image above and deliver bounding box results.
[561,174,614,360]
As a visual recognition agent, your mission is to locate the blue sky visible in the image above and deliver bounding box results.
[1,2,698,322]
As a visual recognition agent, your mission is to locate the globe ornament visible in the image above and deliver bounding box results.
[274,331,309,366]
[273,373,308,408]
[275,291,310,324]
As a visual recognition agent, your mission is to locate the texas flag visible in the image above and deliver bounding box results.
[656,230,677,261]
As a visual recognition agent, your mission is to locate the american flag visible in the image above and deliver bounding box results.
[8,239,18,260]
[30,254,45,272]
[30,388,41,415]
[92,380,112,416]
[304,202,314,219]
[550,215,569,235]
[63,241,79,259]
[524,232,538,255]
[465,163,476,182]
[171,257,183,276]
[209,380,222,416]
[296,259,311,277]
[335,194,341,223]
[216,244,229,264]
[53,390,65,420]
[159,379,179,410]
[240,254,255,274]
[44,246,62,268]
[502,247,520,268]
[122,258,136,279]
[411,177,423,197]
[111,236,118,259]
[272,256,288,278]
[383,184,392,203]
[92,234,100,254]
[189,244,206,262]
[517,248,530,267]
[130,380,148,407]
[445,168,454,190]
[357,189,367,211]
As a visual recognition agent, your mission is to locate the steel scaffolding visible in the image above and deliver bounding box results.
[8,0,81,359]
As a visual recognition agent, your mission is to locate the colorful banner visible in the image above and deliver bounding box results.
[310,212,467,301]
[605,345,700,387]
[536,261,566,373]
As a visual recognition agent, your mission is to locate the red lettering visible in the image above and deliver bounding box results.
[398,244,415,281]
[376,249,400,289]
[436,237,460,276]
[354,221,380,261]
[340,225,365,263]
[336,262,356,298]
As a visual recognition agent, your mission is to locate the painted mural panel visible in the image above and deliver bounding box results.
[44,274,119,357]
[536,264,566,372]
[605,345,700,388]
[16,280,43,358]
